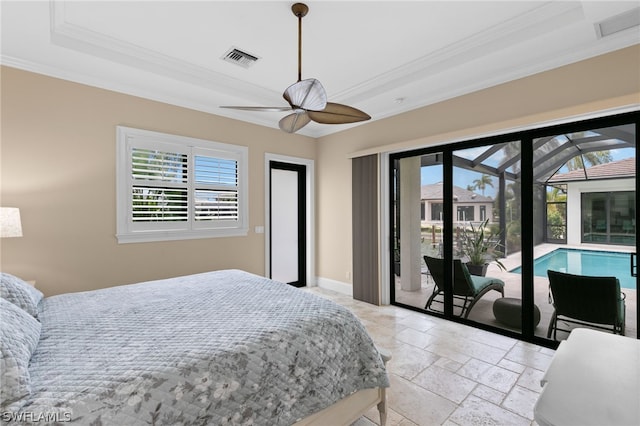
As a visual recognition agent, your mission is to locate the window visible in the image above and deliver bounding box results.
[581,191,635,245]
[431,203,443,221]
[116,126,248,243]
[457,205,474,222]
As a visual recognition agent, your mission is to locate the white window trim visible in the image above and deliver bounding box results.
[116,126,248,243]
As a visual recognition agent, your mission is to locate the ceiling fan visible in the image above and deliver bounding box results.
[221,3,371,133]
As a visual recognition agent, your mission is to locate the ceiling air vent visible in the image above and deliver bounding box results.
[595,7,640,39]
[221,47,260,68]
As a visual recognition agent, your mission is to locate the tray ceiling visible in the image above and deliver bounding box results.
[2,1,639,137]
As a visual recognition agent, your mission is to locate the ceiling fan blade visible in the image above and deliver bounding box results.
[220,106,292,112]
[307,102,371,124]
[279,112,311,133]
[283,78,327,111]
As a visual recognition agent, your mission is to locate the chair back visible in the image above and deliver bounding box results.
[423,256,474,297]
[547,270,621,326]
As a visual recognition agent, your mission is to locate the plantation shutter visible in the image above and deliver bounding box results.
[117,126,249,243]
[192,148,241,227]
[130,145,189,229]
[127,141,241,232]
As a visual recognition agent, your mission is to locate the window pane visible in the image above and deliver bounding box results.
[581,191,636,245]
[454,142,521,332]
[582,193,608,243]
[392,153,444,310]
[195,189,239,221]
[611,191,635,244]
[431,203,443,221]
[456,205,474,221]
[195,156,238,186]
[534,122,636,342]
[132,149,187,182]
[546,202,567,242]
[132,186,188,222]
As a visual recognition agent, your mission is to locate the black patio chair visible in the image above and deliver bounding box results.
[546,270,626,340]
[423,256,505,318]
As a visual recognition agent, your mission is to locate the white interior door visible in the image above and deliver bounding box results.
[270,161,306,286]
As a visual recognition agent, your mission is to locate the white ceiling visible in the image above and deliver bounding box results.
[2,1,639,137]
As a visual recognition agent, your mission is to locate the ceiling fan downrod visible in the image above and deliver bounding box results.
[220,2,370,133]
[292,3,308,82]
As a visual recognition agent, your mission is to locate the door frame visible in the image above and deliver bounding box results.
[265,153,315,285]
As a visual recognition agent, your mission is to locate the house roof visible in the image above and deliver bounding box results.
[547,157,636,183]
[421,183,493,203]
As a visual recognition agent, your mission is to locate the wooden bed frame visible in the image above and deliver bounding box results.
[294,348,391,426]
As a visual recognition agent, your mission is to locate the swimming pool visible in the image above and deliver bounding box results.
[511,248,637,289]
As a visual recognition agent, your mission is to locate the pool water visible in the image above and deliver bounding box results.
[511,248,637,289]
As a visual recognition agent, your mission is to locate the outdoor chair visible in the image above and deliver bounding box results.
[546,270,626,340]
[423,256,505,318]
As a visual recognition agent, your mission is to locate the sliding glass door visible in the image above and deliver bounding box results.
[390,111,639,345]
[582,191,635,245]
[391,141,525,334]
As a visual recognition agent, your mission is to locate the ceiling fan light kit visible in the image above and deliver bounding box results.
[283,78,327,112]
[221,2,371,133]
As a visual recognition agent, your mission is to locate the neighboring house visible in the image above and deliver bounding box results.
[547,158,636,246]
[421,183,494,225]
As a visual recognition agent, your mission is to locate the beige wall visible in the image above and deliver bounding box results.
[1,66,316,296]
[2,45,639,297]
[315,45,640,286]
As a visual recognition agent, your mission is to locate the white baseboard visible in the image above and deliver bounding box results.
[315,277,353,297]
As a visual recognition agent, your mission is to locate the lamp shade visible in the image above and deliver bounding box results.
[0,207,23,238]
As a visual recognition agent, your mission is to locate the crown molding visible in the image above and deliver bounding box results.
[5,0,637,140]
[332,2,639,109]
[331,2,584,104]
[368,38,640,125]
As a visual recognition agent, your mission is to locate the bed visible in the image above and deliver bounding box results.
[1,269,390,425]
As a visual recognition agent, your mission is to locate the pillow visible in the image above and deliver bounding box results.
[0,298,41,410]
[1,272,44,318]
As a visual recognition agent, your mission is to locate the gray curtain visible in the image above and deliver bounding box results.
[352,154,379,305]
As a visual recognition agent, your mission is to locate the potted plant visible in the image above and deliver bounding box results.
[459,219,506,276]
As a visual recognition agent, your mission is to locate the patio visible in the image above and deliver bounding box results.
[394,243,637,341]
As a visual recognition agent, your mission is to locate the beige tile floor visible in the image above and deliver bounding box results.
[306,286,555,426]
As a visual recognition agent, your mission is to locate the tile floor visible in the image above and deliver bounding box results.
[306,287,555,426]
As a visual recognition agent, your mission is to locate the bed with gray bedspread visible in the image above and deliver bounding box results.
[3,269,389,425]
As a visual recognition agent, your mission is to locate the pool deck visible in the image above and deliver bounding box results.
[395,243,637,340]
